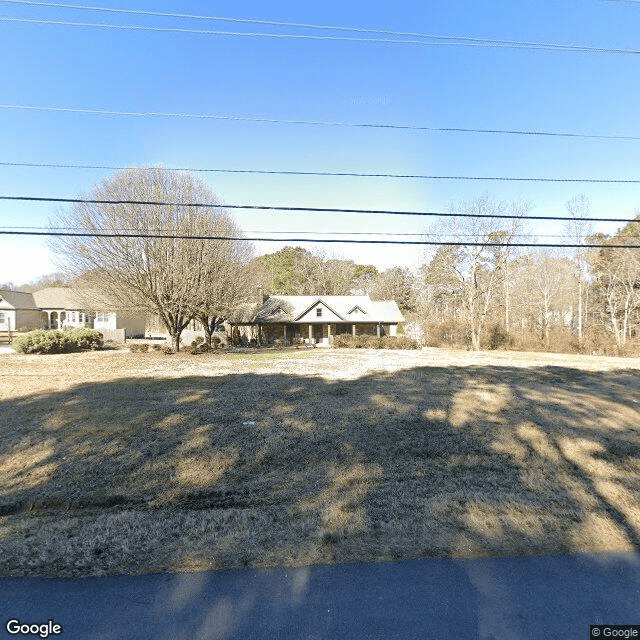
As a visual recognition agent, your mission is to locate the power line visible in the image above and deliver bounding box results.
[2,106,639,141]
[0,0,636,56]
[1,15,639,54]
[2,163,640,184]
[1,228,637,248]
[1,194,639,223]
[2,224,610,239]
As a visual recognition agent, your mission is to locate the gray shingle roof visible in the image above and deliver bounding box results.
[0,290,38,310]
[32,288,116,310]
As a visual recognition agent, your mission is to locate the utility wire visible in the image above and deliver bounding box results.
[1,15,639,54]
[1,224,611,239]
[1,194,639,223]
[0,0,634,55]
[2,164,639,184]
[2,106,639,141]
[1,228,637,249]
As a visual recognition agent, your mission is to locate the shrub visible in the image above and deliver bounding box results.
[13,329,103,354]
[199,342,211,353]
[362,335,383,349]
[486,324,513,351]
[212,336,221,347]
[193,336,204,346]
[333,334,353,348]
[394,336,420,349]
[161,345,173,355]
[152,344,163,352]
[423,321,471,349]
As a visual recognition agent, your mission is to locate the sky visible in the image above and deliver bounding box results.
[1,0,640,285]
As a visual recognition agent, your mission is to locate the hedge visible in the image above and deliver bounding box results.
[333,335,419,350]
[13,329,104,354]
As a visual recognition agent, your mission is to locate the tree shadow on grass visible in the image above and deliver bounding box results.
[0,361,639,581]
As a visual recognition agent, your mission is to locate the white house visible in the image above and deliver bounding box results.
[0,287,146,339]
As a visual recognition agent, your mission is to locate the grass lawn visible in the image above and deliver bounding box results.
[1,347,639,577]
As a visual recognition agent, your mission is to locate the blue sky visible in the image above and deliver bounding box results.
[1,0,640,284]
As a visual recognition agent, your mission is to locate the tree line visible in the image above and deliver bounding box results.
[6,167,639,355]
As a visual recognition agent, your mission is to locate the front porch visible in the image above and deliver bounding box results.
[259,322,393,346]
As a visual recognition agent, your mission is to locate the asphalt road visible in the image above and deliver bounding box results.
[1,552,639,639]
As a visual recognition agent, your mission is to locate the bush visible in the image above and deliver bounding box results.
[152,344,163,352]
[193,336,204,346]
[13,329,103,354]
[423,321,471,349]
[362,335,383,349]
[485,324,513,351]
[161,345,173,355]
[332,334,419,350]
[333,334,353,348]
[199,342,211,353]
[212,336,221,347]
[386,335,420,349]
[128,342,149,353]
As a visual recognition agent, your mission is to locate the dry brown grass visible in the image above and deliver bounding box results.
[1,347,639,577]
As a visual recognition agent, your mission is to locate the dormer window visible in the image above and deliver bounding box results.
[316,307,322,317]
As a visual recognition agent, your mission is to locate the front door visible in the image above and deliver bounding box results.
[313,324,323,342]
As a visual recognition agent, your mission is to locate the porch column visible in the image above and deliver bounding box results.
[309,324,313,343]
[377,323,380,337]
[327,323,332,339]
[283,325,287,343]
[352,324,356,337]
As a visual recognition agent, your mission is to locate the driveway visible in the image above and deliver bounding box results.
[1,552,639,639]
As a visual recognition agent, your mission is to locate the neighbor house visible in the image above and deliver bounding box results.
[0,290,43,331]
[33,287,147,338]
[0,287,146,340]
[228,293,405,345]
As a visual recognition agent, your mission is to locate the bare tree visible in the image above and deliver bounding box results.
[587,224,640,348]
[564,195,593,343]
[519,251,576,349]
[49,166,250,351]
[426,195,529,350]
[189,220,253,347]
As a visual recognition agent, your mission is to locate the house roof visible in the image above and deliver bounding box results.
[0,289,38,310]
[32,287,116,310]
[238,295,404,324]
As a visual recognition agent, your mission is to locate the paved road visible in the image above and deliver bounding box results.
[1,552,639,639]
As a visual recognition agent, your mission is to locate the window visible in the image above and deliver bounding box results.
[316,307,322,317]
[96,312,109,323]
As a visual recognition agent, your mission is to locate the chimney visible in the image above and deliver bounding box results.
[257,286,267,304]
